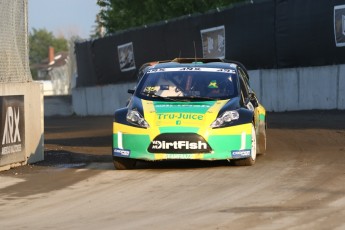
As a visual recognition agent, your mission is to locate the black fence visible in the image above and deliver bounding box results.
[75,0,345,87]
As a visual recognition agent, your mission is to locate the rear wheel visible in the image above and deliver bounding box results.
[232,124,257,166]
[113,157,136,170]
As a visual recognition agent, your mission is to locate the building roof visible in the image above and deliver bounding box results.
[34,51,69,71]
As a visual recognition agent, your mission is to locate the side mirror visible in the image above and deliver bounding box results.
[248,92,258,107]
[127,89,135,94]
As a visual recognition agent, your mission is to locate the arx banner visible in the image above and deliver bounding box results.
[0,96,25,166]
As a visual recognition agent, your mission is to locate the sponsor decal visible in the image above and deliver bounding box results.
[334,5,345,47]
[166,154,193,159]
[157,113,203,120]
[151,140,207,150]
[0,96,25,160]
[144,86,157,92]
[117,42,136,72]
[155,104,211,108]
[231,149,251,159]
[200,25,225,59]
[148,133,212,153]
[147,67,235,74]
[113,148,131,157]
[160,85,170,90]
[208,80,218,88]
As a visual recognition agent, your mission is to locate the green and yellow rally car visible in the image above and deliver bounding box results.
[112,58,266,169]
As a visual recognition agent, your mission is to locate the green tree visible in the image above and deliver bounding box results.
[91,14,106,39]
[29,28,68,79]
[97,0,245,34]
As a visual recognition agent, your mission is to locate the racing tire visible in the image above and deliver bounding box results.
[113,157,136,170]
[232,124,257,166]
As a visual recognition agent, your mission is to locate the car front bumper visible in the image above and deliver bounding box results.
[112,122,253,161]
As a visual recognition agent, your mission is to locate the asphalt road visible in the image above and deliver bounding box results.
[0,111,345,230]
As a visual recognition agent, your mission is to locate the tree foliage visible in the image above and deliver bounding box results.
[97,0,245,34]
[29,28,68,79]
[29,28,68,65]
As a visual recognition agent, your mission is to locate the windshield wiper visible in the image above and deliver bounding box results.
[168,96,217,101]
[143,92,177,101]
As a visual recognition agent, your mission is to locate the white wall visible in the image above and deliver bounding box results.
[248,64,345,112]
[37,80,53,96]
[37,78,70,96]
[71,64,345,116]
[72,82,136,116]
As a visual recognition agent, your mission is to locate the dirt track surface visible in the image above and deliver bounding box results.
[1,111,345,229]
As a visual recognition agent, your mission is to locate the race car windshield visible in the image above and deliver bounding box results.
[136,68,238,101]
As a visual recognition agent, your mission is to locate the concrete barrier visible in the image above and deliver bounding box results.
[44,95,73,117]
[72,87,87,116]
[338,65,345,110]
[248,64,345,112]
[72,82,136,116]
[71,64,345,116]
[0,82,44,171]
[259,68,299,112]
[299,66,338,110]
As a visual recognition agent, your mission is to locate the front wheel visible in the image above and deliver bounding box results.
[113,157,136,170]
[232,124,257,166]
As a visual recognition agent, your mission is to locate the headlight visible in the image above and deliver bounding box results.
[126,110,149,128]
[210,110,239,128]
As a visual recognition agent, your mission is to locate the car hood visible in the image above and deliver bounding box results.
[140,99,230,128]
